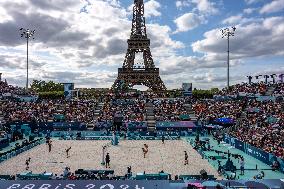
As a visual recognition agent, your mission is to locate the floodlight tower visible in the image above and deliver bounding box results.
[270,74,276,84]
[221,26,236,89]
[20,28,35,91]
[279,74,284,83]
[256,75,263,83]
[247,75,253,84]
[264,75,270,84]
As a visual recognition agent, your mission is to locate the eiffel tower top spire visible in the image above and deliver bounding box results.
[122,0,154,68]
[131,0,147,39]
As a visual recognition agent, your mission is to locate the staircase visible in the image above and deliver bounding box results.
[0,112,4,129]
[0,100,5,128]
[95,102,104,120]
[145,102,156,131]
[88,102,104,130]
[265,86,275,96]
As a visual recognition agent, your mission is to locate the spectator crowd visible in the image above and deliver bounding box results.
[194,82,284,159]
[229,100,284,158]
[1,100,97,124]
[216,82,267,96]
[1,78,284,159]
[153,99,187,121]
[0,80,35,96]
[98,99,146,122]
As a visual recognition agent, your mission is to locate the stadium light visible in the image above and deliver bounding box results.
[221,26,236,89]
[270,74,276,84]
[255,75,262,83]
[279,74,284,83]
[264,75,270,84]
[20,28,35,91]
[247,76,253,84]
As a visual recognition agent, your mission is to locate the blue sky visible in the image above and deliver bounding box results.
[0,0,283,89]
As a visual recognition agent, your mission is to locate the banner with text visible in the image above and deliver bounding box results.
[224,134,284,173]
[1,180,284,189]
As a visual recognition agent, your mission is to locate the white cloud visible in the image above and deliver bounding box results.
[175,0,191,9]
[0,7,13,23]
[175,0,218,15]
[176,1,183,9]
[0,0,283,90]
[0,0,188,89]
[260,0,284,14]
[192,16,284,59]
[222,14,243,25]
[144,0,161,18]
[243,8,257,14]
[191,0,218,15]
[174,13,205,33]
[174,0,218,34]
[104,0,121,7]
[128,0,161,18]
[244,0,262,4]
[222,14,265,26]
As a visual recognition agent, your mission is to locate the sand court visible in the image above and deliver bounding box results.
[0,139,220,178]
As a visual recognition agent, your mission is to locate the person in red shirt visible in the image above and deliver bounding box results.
[68,173,77,180]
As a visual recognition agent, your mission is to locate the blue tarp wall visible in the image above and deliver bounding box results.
[224,134,284,173]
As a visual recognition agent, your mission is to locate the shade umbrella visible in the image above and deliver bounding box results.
[214,118,234,125]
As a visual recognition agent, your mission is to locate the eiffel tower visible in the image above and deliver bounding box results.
[112,0,166,92]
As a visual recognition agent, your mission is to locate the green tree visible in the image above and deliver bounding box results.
[38,91,64,99]
[30,80,64,92]
[210,88,219,94]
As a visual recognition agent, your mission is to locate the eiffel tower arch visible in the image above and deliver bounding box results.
[112,0,166,92]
